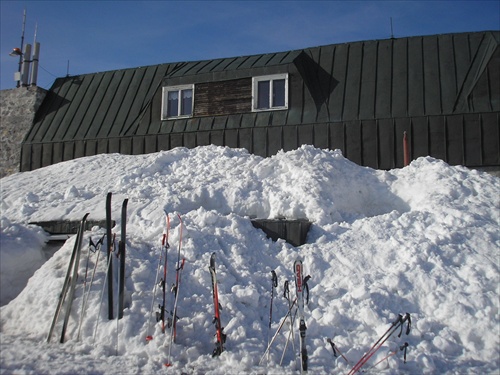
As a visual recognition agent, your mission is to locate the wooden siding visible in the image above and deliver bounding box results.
[194,78,252,116]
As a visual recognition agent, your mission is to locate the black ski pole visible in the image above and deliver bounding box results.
[266,270,278,362]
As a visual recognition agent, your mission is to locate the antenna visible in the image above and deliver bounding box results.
[390,17,394,39]
[14,9,27,87]
[30,23,40,86]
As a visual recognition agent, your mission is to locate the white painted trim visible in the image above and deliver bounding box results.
[251,73,288,112]
[161,84,194,120]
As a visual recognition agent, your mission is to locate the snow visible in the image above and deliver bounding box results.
[0,145,498,374]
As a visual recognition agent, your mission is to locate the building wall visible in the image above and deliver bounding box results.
[0,87,46,178]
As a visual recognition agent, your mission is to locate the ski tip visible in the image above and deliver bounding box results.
[146,335,153,342]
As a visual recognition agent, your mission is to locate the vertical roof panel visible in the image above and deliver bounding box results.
[408,36,425,116]
[438,34,458,113]
[328,43,348,121]
[392,37,409,117]
[343,42,363,120]
[423,35,443,114]
[375,39,393,118]
[359,40,377,119]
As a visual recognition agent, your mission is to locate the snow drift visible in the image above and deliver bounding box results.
[0,145,498,374]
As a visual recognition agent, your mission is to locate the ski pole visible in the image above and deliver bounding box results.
[266,270,278,362]
[77,236,103,340]
[327,338,349,364]
[259,298,297,365]
[92,234,115,344]
[347,313,411,374]
[279,303,298,365]
[365,342,409,371]
[279,280,296,365]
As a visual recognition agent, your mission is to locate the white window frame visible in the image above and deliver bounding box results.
[161,84,194,120]
[252,73,288,112]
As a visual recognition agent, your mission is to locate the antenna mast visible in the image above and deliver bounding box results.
[15,9,27,87]
[390,17,394,39]
[30,23,40,86]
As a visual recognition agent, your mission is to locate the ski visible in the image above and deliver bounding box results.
[118,199,128,319]
[146,212,170,342]
[47,213,89,343]
[160,212,171,333]
[209,252,226,357]
[59,212,90,343]
[294,258,308,373]
[106,192,114,320]
[165,214,185,367]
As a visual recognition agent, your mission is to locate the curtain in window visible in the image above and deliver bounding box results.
[181,89,193,115]
[168,91,179,117]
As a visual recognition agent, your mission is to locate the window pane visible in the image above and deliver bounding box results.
[272,79,285,107]
[168,91,179,117]
[180,89,193,115]
[257,80,270,109]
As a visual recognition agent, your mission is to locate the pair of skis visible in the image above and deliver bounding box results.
[104,192,128,321]
[294,258,308,374]
[47,213,89,343]
[145,212,185,366]
[93,193,128,345]
[259,259,309,374]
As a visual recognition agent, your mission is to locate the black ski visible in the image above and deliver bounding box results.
[209,252,226,357]
[59,212,90,343]
[294,258,308,373]
[118,199,128,319]
[106,192,114,320]
[47,213,89,343]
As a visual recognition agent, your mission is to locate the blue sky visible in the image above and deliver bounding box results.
[1,1,499,90]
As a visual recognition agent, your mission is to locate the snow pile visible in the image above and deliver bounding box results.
[0,217,48,306]
[0,145,498,374]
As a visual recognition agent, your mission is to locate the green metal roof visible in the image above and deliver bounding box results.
[22,31,499,171]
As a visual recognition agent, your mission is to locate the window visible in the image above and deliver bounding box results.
[252,74,288,111]
[162,85,194,119]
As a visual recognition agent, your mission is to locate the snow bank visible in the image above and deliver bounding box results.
[0,145,498,374]
[0,217,47,306]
